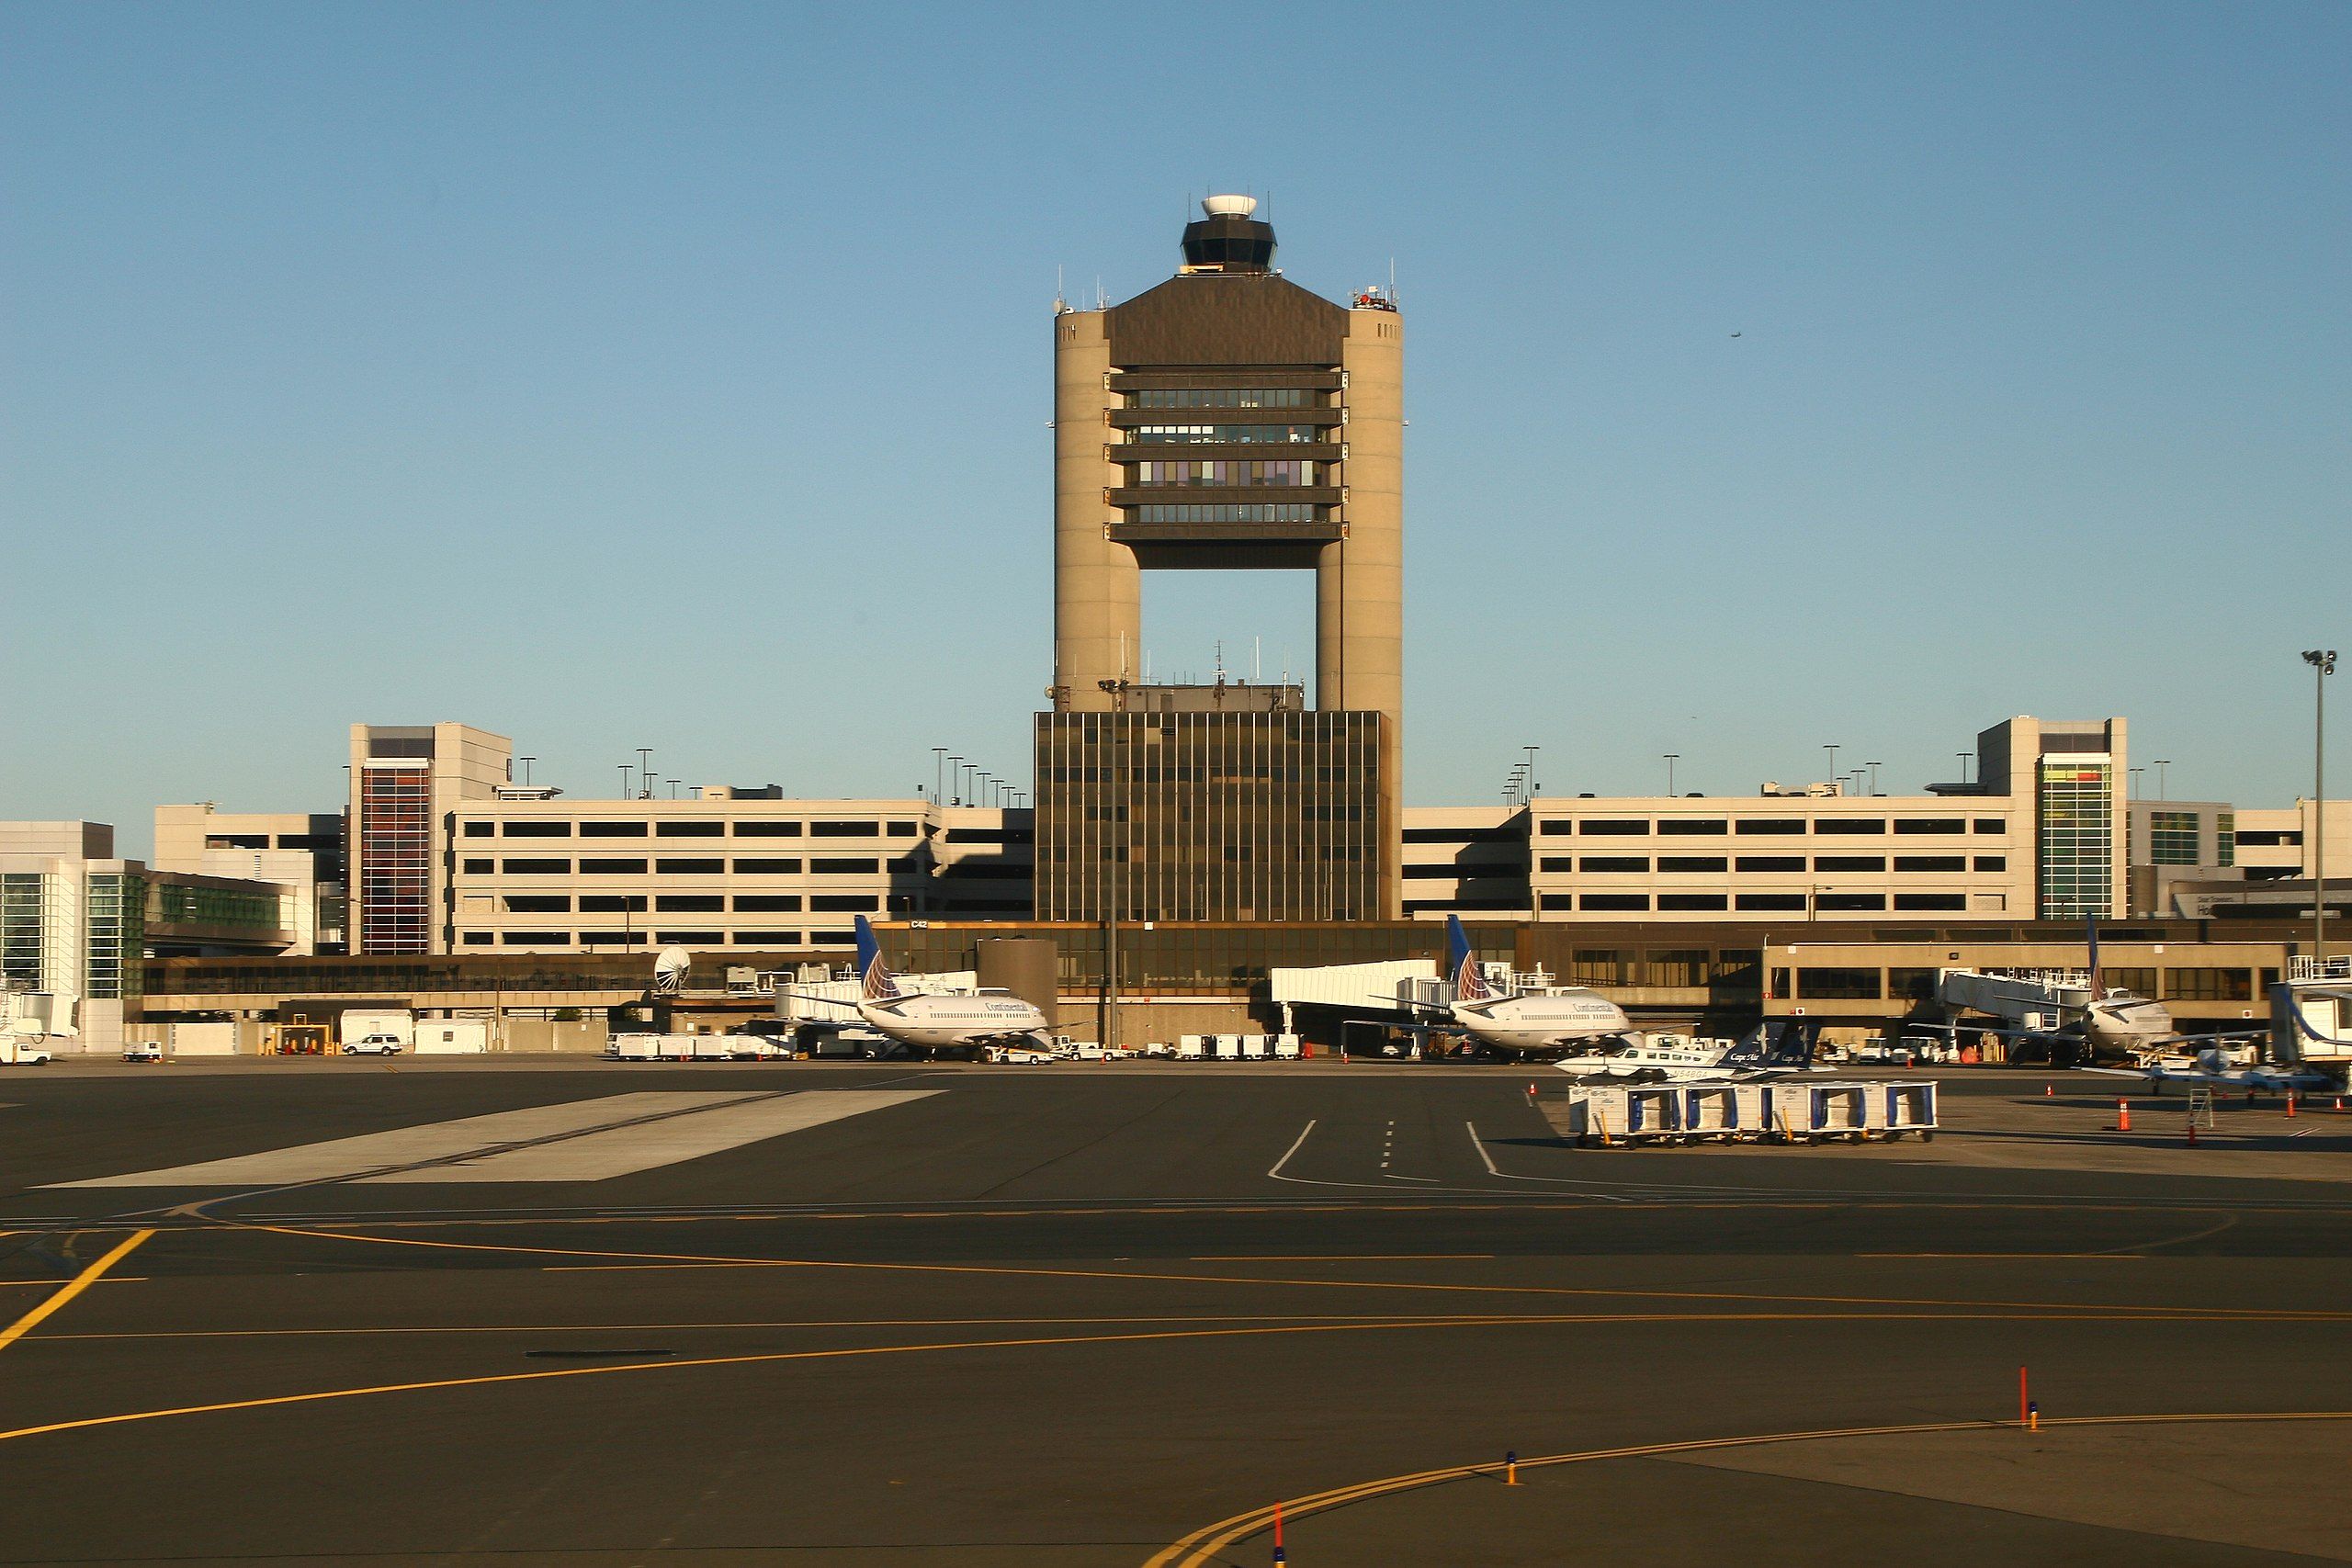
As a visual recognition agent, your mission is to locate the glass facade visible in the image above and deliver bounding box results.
[1133,459,1315,486]
[1127,388,1317,409]
[358,764,434,954]
[2039,758,2115,917]
[1131,503,1321,524]
[1034,711,1385,921]
[2217,811,2235,868]
[2148,810,2200,866]
[84,873,146,1000]
[149,882,282,931]
[2,873,54,989]
[1126,424,1323,445]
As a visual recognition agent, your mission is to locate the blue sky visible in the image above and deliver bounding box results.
[4,2,2346,853]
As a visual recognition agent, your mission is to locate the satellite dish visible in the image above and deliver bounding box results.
[653,946,693,996]
[1202,194,1258,219]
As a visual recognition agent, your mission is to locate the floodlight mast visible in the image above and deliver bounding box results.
[2307,650,2337,962]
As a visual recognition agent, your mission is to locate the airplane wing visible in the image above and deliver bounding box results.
[2086,1063,2335,1092]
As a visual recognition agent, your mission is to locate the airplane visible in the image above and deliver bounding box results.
[1921,915,2265,1067]
[2089,972,2352,1097]
[2086,1045,2335,1097]
[1417,915,1634,1058]
[1552,1020,1826,1083]
[785,917,1050,1058]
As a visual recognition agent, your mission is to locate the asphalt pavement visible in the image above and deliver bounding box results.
[0,1059,2346,1565]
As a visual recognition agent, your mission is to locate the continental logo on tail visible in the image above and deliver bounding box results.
[854,915,902,1002]
[1446,915,1495,1004]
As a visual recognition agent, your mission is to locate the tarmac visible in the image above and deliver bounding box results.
[0,1057,2346,1565]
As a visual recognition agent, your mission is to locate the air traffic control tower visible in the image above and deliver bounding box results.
[1036,197,1402,921]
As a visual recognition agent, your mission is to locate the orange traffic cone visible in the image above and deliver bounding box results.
[2045,1083,2054,1098]
[2187,1120,2198,1146]
[2287,1093,2297,1119]
[2116,1099,2132,1134]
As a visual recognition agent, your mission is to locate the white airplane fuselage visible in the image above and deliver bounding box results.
[1552,1040,1751,1081]
[2082,993,2176,1058]
[859,993,1047,1051]
[1450,990,1632,1056]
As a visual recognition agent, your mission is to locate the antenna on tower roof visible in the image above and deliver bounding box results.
[1054,265,1067,314]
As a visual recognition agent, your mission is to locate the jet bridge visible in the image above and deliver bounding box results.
[1936,967,2091,1032]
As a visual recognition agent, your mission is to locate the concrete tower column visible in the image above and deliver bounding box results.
[1053,309,1138,712]
[1325,306,1405,912]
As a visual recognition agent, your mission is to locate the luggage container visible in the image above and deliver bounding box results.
[1563,1085,1630,1146]
[1272,1033,1302,1060]
[1238,1034,1268,1060]
[1682,1084,1743,1142]
[1622,1084,1684,1143]
[1176,1035,1205,1060]
[608,1032,662,1061]
[1731,1082,1776,1140]
[1766,1082,1817,1142]
[1811,1082,1871,1141]
[1881,1080,1939,1139]
[1211,1035,1241,1060]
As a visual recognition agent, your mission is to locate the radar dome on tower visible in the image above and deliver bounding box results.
[1181,195,1275,273]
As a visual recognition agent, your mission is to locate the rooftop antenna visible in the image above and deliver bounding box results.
[1054,265,1066,313]
[1253,636,1261,682]
[1214,639,1226,682]
[1095,276,1104,310]
[1389,256,1396,304]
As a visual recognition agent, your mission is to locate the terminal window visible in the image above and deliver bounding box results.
[2148,810,2201,865]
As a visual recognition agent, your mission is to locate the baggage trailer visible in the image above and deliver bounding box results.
[1681,1084,1746,1142]
[1880,1081,1939,1139]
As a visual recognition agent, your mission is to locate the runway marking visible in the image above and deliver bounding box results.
[8,1314,2346,1461]
[227,1220,2352,1322]
[49,1094,759,1187]
[1465,1122,1634,1201]
[0,1230,152,1352]
[361,1091,936,1182]
[1860,1253,2137,1259]
[1191,1255,1494,1262]
[1140,1410,2352,1568]
[1267,1120,1317,1179]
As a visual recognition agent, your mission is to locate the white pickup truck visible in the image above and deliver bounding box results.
[0,1038,56,1066]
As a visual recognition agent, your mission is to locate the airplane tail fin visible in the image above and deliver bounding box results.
[1719,1022,1770,1068]
[1447,916,1493,1004]
[1763,1020,1820,1069]
[854,916,901,1002]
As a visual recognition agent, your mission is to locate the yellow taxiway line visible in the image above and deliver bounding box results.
[1142,1409,2352,1568]
[0,1230,153,1352]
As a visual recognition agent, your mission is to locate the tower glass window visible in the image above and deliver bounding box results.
[2039,759,2115,917]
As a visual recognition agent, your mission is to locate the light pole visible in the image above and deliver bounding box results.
[2306,649,2337,960]
[1824,744,1840,790]
[1958,751,1973,786]
[2154,759,2172,800]
[1866,761,1882,796]
[617,763,632,799]
[637,749,653,800]
[518,756,536,786]
[933,748,947,806]
[1663,753,1679,796]
[2130,766,2144,799]
[1524,745,1540,799]
[947,755,964,807]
